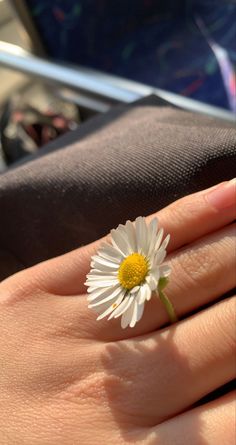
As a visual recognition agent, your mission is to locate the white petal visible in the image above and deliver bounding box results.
[130,285,140,294]
[116,224,133,252]
[154,248,166,265]
[137,286,145,305]
[111,229,130,256]
[91,255,119,269]
[146,286,152,300]
[146,275,158,291]
[86,277,118,287]
[129,300,138,328]
[159,264,171,277]
[91,261,118,272]
[87,280,119,290]
[97,250,121,264]
[124,220,137,252]
[108,295,133,319]
[148,249,156,268]
[136,302,145,323]
[89,286,123,308]
[87,269,117,277]
[155,228,164,251]
[92,296,118,315]
[117,224,129,239]
[86,274,118,282]
[99,243,123,261]
[137,283,151,304]
[135,217,143,252]
[147,217,158,256]
[150,265,160,277]
[121,299,136,329]
[87,284,120,302]
[96,292,125,320]
[161,234,170,250]
[135,216,148,254]
[93,293,123,315]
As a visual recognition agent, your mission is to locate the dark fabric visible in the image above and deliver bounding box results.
[0,97,235,280]
[26,0,236,110]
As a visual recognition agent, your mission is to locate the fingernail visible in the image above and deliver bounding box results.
[206,178,236,210]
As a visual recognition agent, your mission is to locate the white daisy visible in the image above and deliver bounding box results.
[85,216,171,329]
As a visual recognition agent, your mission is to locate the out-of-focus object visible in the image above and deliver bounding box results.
[0,84,79,165]
[9,0,236,112]
[0,0,30,107]
[0,0,235,162]
[0,40,235,123]
[0,0,11,24]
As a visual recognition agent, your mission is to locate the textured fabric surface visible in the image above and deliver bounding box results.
[0,97,235,280]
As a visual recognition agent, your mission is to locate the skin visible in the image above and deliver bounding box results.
[0,183,235,444]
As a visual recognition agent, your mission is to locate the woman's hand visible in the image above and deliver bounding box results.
[0,180,235,445]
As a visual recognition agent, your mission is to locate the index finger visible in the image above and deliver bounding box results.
[3,179,236,296]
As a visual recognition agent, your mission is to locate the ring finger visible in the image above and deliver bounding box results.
[98,296,236,426]
[59,222,235,341]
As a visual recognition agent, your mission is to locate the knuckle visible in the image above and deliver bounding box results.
[59,343,127,407]
[69,372,110,404]
[60,369,125,410]
[0,277,41,307]
[174,244,219,289]
[216,297,236,352]
[0,279,32,307]
[167,196,203,227]
[172,228,235,292]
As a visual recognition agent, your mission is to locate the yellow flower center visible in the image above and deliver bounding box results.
[118,253,149,290]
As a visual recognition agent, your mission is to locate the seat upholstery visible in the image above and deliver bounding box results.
[26,0,236,110]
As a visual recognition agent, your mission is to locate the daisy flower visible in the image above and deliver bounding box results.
[85,217,173,329]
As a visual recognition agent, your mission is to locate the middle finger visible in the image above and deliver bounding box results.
[64,223,235,341]
[99,296,236,427]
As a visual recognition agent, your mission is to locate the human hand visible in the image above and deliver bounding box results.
[0,180,235,444]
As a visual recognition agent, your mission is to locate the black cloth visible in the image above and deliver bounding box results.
[0,96,235,280]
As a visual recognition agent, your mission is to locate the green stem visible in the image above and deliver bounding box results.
[158,289,178,323]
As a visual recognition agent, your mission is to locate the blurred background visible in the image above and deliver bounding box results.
[0,0,28,105]
[0,0,235,171]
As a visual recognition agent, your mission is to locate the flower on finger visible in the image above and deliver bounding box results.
[85,217,174,329]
